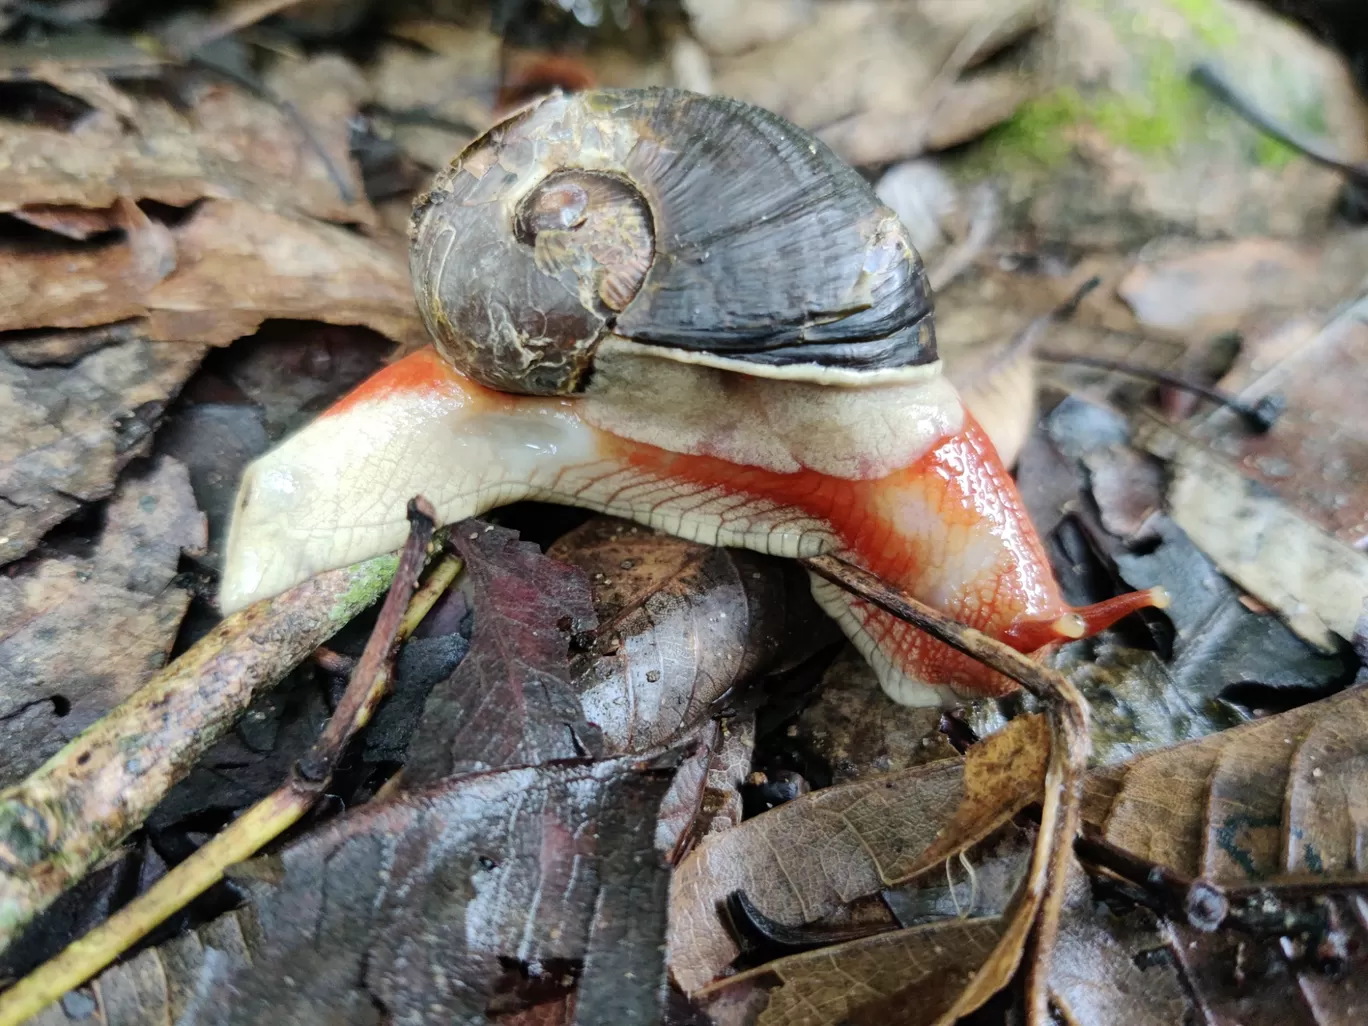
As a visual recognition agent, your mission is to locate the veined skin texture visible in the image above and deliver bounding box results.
[222,346,1138,706]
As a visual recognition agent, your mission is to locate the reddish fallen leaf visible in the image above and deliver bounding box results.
[1191,293,1368,548]
[403,520,603,783]
[169,758,674,1025]
[668,714,1050,993]
[655,714,755,860]
[0,456,206,786]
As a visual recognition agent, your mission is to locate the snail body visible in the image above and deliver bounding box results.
[222,89,1159,706]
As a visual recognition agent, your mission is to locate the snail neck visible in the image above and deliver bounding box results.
[579,336,965,481]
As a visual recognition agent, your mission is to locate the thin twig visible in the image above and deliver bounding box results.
[799,554,1090,1024]
[0,500,448,1026]
[182,48,356,206]
[1034,350,1284,431]
[1192,62,1368,186]
[1075,832,1229,932]
[801,555,1082,702]
[177,0,310,54]
[0,553,401,950]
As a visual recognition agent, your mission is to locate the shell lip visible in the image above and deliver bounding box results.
[593,335,943,387]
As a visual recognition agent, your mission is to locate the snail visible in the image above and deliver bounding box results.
[221,88,1162,707]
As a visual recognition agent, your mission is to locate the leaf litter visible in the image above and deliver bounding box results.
[3,2,1368,1025]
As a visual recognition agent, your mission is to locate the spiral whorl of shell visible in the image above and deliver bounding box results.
[410,88,937,396]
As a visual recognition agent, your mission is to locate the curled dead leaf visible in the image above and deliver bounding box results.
[549,516,834,755]
[668,713,1050,993]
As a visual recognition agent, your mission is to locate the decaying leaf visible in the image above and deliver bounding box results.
[882,829,1033,927]
[1163,893,1368,1026]
[795,647,954,784]
[0,456,205,786]
[1191,292,1368,549]
[1084,682,1368,882]
[170,758,674,1026]
[1115,234,1368,342]
[698,917,1008,1026]
[403,520,603,783]
[0,61,374,224]
[24,909,261,1026]
[549,516,835,754]
[141,199,423,347]
[668,713,1050,993]
[0,198,423,346]
[1138,414,1368,653]
[0,334,206,565]
[1047,856,1194,1026]
[1028,396,1350,762]
[696,0,1043,166]
[655,714,755,859]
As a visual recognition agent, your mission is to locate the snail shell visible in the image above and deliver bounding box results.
[409,88,937,396]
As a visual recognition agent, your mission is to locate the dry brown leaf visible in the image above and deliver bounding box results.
[366,35,498,169]
[1119,237,1319,336]
[0,456,206,786]
[700,0,1043,166]
[668,713,1050,993]
[11,203,121,241]
[1119,233,1368,342]
[697,918,1008,1026]
[0,64,373,224]
[142,199,423,347]
[0,196,169,332]
[1086,684,1368,882]
[550,516,833,754]
[0,197,421,344]
[261,54,370,207]
[0,334,206,566]
[0,235,146,331]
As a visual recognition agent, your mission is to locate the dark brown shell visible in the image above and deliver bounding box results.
[410,88,936,396]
